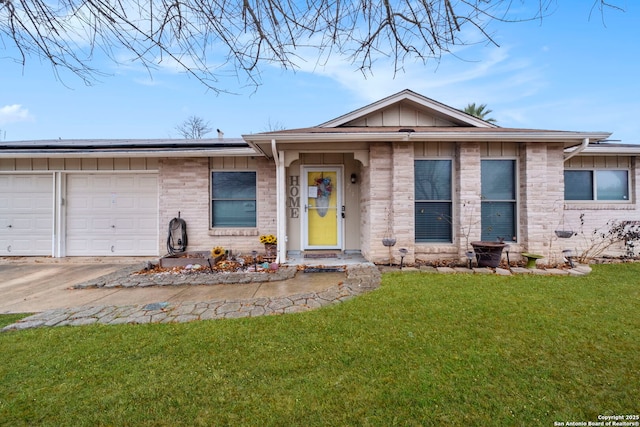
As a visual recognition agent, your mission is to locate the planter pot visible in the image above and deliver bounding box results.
[471,241,507,268]
[555,230,574,238]
[264,244,277,258]
[382,238,397,247]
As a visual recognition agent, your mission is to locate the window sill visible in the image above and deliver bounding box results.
[209,228,259,237]
[565,202,635,210]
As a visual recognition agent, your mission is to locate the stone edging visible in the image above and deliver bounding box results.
[2,264,381,332]
[73,264,300,289]
[379,264,593,276]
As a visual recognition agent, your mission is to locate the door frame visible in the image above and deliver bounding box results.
[301,166,343,250]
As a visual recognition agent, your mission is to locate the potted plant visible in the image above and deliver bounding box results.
[471,239,508,268]
[259,234,277,258]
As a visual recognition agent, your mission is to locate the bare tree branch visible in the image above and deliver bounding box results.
[0,0,623,91]
[175,115,213,139]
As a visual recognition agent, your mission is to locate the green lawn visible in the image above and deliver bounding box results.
[1,264,639,426]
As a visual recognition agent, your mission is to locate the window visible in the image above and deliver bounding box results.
[481,160,516,242]
[415,160,452,242]
[211,171,256,227]
[564,170,629,201]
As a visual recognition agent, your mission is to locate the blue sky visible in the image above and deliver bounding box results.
[1,2,638,144]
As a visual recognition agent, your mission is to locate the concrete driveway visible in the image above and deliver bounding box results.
[0,257,345,314]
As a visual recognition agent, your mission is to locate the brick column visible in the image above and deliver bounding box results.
[391,141,415,264]
[456,142,482,258]
[367,143,393,263]
[520,143,564,262]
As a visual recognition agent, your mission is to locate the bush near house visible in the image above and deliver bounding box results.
[1,264,638,426]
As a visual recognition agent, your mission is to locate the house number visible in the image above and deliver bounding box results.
[288,175,299,218]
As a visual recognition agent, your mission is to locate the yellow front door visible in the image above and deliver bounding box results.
[305,168,341,248]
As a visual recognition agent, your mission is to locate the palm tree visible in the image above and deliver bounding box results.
[463,103,497,124]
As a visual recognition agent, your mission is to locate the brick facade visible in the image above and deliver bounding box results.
[156,145,639,266]
[158,157,277,257]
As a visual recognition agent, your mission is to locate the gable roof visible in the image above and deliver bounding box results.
[243,89,612,156]
[318,89,497,128]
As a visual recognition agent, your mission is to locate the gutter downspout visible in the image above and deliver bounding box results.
[272,139,285,264]
[564,138,589,161]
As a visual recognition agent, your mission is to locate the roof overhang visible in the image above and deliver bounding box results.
[578,143,640,156]
[0,139,262,159]
[243,129,613,158]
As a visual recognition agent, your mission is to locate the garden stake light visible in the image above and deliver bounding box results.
[399,248,408,270]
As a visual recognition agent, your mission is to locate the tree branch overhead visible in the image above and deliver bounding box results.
[0,0,621,91]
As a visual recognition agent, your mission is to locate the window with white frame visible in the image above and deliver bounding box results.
[564,170,629,201]
[211,171,257,227]
[415,159,452,242]
[481,159,517,242]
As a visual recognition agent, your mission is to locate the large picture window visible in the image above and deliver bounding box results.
[481,160,516,242]
[564,170,629,201]
[211,171,256,227]
[415,160,452,242]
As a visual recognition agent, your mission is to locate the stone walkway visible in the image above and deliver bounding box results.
[1,262,592,332]
[1,264,381,332]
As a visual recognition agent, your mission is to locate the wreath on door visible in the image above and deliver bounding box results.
[314,176,332,217]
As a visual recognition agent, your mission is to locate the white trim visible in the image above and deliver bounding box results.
[272,139,286,264]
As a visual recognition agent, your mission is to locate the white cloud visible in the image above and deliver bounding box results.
[287,41,548,114]
[0,104,33,125]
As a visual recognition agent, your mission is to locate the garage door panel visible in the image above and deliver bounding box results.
[114,196,135,209]
[114,218,137,231]
[90,218,116,231]
[0,174,53,256]
[138,196,157,209]
[66,174,158,256]
[67,238,112,253]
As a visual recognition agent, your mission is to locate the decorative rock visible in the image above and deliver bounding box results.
[472,268,493,274]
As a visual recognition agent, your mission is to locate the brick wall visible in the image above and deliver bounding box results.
[158,158,210,255]
[158,157,276,257]
[364,142,416,264]
[561,156,640,259]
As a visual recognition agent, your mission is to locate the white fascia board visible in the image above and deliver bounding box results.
[0,147,261,159]
[579,145,640,155]
[246,133,413,143]
[245,131,612,144]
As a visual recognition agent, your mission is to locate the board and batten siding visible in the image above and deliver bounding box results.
[0,157,159,171]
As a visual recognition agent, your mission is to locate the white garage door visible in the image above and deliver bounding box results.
[0,174,54,256]
[66,174,158,256]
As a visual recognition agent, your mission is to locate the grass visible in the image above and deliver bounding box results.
[1,264,639,426]
[0,313,30,329]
